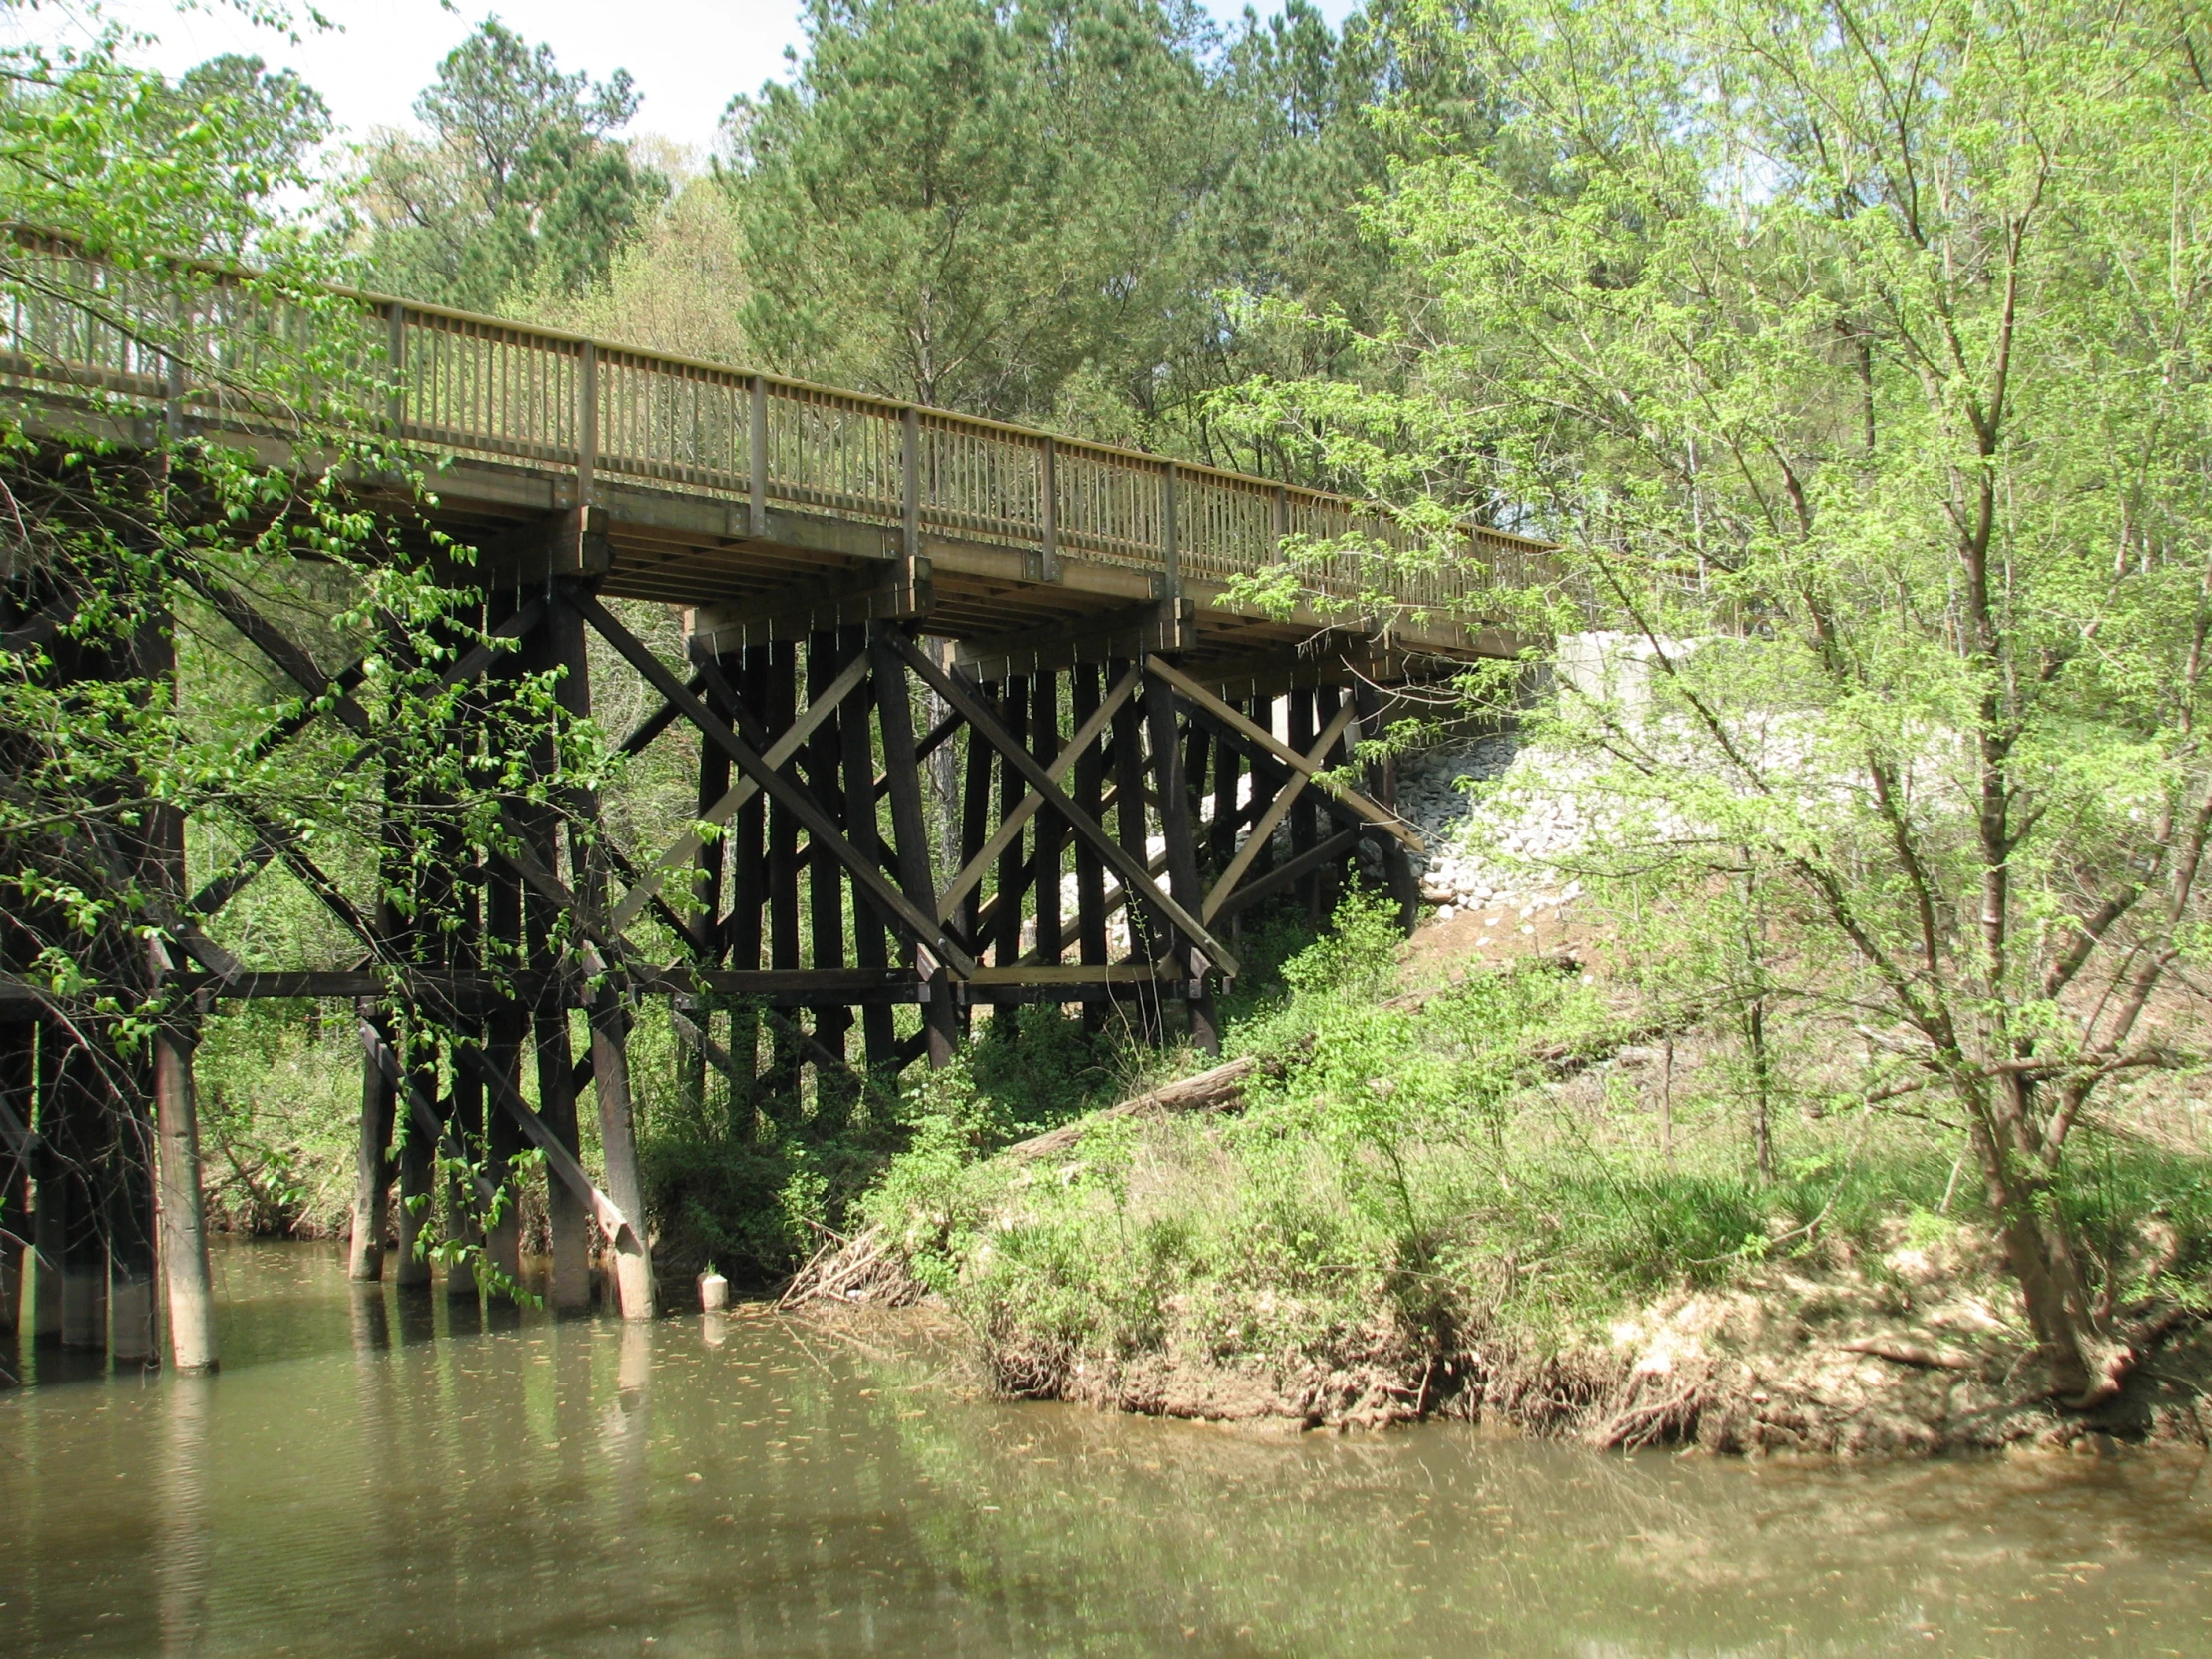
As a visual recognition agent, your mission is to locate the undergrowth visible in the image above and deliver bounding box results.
[856,890,2212,1381]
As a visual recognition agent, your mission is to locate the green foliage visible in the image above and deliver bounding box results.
[357,20,668,309]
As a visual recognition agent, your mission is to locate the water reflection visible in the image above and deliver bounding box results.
[1,1241,2208,1657]
[154,1374,212,1659]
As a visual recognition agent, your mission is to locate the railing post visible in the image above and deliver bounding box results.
[902,405,921,562]
[385,303,405,437]
[163,291,188,444]
[1041,436,1060,581]
[576,340,598,510]
[1161,461,1181,600]
[1273,484,1289,554]
[750,374,770,538]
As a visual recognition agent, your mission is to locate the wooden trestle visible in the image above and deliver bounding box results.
[0,236,1545,1352]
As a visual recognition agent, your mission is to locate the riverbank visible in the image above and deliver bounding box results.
[804,873,2212,1457]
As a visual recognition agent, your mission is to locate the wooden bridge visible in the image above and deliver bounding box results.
[0,235,1553,1363]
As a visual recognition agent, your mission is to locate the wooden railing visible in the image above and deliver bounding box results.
[0,230,1560,620]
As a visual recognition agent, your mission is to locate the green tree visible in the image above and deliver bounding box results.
[1246,0,2212,1403]
[722,0,1222,421]
[132,55,332,258]
[359,18,667,310]
[0,5,593,1351]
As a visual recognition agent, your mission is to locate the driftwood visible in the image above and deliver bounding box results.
[778,1222,922,1310]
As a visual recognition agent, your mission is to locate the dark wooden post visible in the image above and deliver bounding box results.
[107,1101,158,1364]
[30,1022,61,1344]
[393,1016,436,1290]
[522,601,589,1313]
[956,693,993,1037]
[0,1023,27,1336]
[1354,680,1421,932]
[682,638,733,1116]
[727,646,768,1119]
[480,894,526,1298]
[348,1002,396,1283]
[765,639,801,1106]
[995,676,1029,970]
[443,1020,483,1302]
[1070,664,1109,1027]
[1209,708,1243,870]
[837,625,897,1071]
[51,1043,108,1350]
[1246,696,1282,880]
[551,581,654,1320]
[351,650,407,1285]
[1288,688,1320,920]
[480,588,527,1298]
[1108,658,1161,1040]
[1030,671,1063,970]
[806,629,853,1123]
[1143,669,1219,1055]
[1314,685,1347,919]
[870,627,957,1067]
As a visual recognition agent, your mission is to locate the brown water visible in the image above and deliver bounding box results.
[3,1243,2210,1657]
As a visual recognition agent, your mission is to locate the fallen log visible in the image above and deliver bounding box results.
[1005,1044,1310,1161]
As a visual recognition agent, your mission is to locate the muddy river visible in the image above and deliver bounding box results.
[3,1241,2208,1655]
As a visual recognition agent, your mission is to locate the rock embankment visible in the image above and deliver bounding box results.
[1377,727,1589,933]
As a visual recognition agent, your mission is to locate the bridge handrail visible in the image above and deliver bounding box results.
[0,226,1563,620]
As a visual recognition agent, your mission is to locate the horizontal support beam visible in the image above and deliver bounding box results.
[689,556,932,655]
[955,598,1191,684]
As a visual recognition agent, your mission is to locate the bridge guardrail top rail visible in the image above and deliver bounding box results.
[0,228,1566,626]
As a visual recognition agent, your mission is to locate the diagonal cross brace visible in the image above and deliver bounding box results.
[881,629,1241,978]
[1145,656,1419,850]
[186,590,546,924]
[574,591,976,979]
[454,1041,641,1252]
[1202,697,1357,921]
[608,647,870,933]
[936,664,1140,921]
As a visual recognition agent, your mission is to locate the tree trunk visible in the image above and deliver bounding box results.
[1967,1085,2110,1404]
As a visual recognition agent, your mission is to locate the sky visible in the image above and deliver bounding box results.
[28,0,1363,162]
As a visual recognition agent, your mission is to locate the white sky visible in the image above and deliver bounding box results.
[26,0,1359,163]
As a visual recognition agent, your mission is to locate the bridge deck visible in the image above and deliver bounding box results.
[0,232,1553,690]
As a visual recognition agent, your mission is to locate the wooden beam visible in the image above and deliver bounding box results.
[966,962,1172,986]
[936,665,1137,920]
[575,591,978,978]
[1145,655,1419,849]
[688,556,932,655]
[882,629,1242,978]
[954,598,1192,684]
[1201,698,1357,922]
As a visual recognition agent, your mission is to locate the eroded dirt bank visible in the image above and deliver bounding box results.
[797,1215,2212,1456]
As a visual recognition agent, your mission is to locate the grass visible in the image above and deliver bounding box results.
[853,889,2212,1390]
